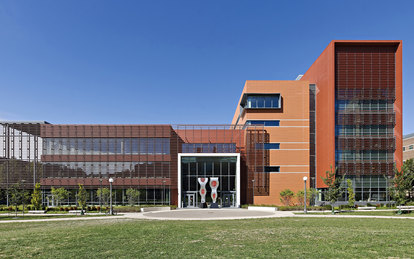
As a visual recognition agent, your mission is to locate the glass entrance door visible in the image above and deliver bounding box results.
[222,192,235,207]
[186,193,196,208]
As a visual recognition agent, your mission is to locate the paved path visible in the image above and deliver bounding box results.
[292,213,414,220]
[1,209,414,223]
[138,209,292,220]
[0,215,126,224]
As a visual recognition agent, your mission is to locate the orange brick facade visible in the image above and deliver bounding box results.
[232,81,310,205]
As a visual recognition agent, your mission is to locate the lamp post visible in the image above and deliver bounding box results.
[109,177,114,215]
[21,179,26,216]
[99,178,103,213]
[303,176,308,214]
[162,180,166,205]
[252,179,255,205]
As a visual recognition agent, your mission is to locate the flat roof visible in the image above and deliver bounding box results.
[403,133,414,139]
[0,121,50,124]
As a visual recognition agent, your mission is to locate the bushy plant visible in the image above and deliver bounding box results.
[126,188,140,206]
[77,184,87,215]
[280,189,294,206]
[321,166,344,214]
[347,179,355,208]
[31,183,42,210]
[97,188,111,207]
[51,187,69,207]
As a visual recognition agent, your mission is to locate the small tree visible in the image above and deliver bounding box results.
[126,188,140,206]
[10,183,28,217]
[21,189,30,216]
[96,188,111,207]
[77,184,87,215]
[296,189,314,206]
[389,159,414,210]
[296,190,305,206]
[308,188,318,205]
[51,187,69,207]
[280,189,294,206]
[321,166,344,214]
[31,183,42,210]
[30,183,42,210]
[347,179,355,208]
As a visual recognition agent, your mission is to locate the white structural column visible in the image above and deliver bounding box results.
[177,153,241,208]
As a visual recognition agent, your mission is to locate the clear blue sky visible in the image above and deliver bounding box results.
[1,0,413,134]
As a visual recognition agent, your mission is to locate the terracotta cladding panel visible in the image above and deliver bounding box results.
[41,125,173,138]
[301,41,402,188]
[254,173,310,206]
[335,45,396,90]
[175,129,244,146]
[41,154,171,162]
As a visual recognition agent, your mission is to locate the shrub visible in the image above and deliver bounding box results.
[64,207,69,212]
[280,189,294,206]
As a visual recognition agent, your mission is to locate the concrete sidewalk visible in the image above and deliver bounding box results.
[0,214,126,224]
[138,209,293,221]
[1,209,414,223]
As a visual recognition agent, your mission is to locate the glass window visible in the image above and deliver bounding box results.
[131,138,139,154]
[244,95,280,109]
[84,138,92,154]
[124,138,131,154]
[410,145,414,150]
[257,97,265,108]
[147,138,155,154]
[262,143,280,150]
[264,166,280,173]
[93,139,100,154]
[246,120,280,127]
[140,138,148,154]
[163,138,170,154]
[108,139,116,154]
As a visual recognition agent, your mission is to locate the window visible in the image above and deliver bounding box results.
[262,143,280,150]
[403,147,405,151]
[242,94,280,109]
[264,166,280,173]
[410,145,414,150]
[182,143,236,153]
[245,120,280,127]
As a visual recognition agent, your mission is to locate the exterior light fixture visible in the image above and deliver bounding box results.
[303,176,308,214]
[109,177,114,215]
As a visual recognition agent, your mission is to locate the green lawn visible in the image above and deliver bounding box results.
[294,211,414,217]
[0,217,413,258]
[0,214,107,220]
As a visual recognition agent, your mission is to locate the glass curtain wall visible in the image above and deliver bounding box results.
[181,156,237,207]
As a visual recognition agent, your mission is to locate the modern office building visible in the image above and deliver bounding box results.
[403,133,414,162]
[301,40,402,203]
[0,40,403,206]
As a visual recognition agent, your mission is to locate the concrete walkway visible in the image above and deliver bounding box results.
[1,209,414,223]
[138,209,292,221]
[0,214,125,224]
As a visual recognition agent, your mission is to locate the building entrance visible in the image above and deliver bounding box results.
[222,192,236,207]
[185,193,196,208]
[178,154,240,208]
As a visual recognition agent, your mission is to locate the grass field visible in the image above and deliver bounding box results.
[294,211,414,217]
[0,214,107,220]
[1,217,414,258]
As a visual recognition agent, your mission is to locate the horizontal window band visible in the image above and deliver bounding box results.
[268,165,309,167]
[276,142,309,144]
[256,172,310,174]
[270,149,309,151]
